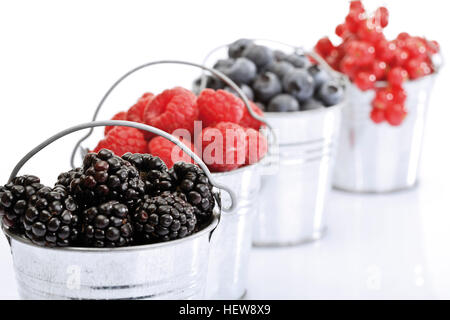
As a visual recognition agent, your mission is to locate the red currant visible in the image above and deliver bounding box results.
[345,8,366,33]
[393,48,409,67]
[370,108,385,123]
[426,40,440,54]
[358,19,384,43]
[387,67,408,87]
[374,7,389,28]
[335,23,348,38]
[354,72,376,91]
[392,86,407,104]
[347,41,375,65]
[315,37,335,57]
[376,40,396,63]
[405,58,432,79]
[405,37,427,58]
[397,32,410,41]
[349,0,364,11]
[371,60,387,80]
[373,87,395,108]
[385,104,407,126]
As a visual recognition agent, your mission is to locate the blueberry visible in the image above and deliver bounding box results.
[252,72,282,103]
[224,84,254,101]
[316,80,345,107]
[193,76,224,93]
[301,99,324,111]
[266,61,294,80]
[213,59,235,72]
[243,45,274,70]
[219,57,257,84]
[273,50,288,62]
[286,53,311,69]
[228,39,254,58]
[308,64,330,89]
[267,94,300,112]
[283,69,315,102]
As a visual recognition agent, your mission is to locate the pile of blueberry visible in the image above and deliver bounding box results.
[196,39,345,112]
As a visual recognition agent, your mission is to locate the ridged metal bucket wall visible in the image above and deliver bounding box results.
[206,163,261,299]
[5,214,218,300]
[253,106,342,246]
[333,74,436,193]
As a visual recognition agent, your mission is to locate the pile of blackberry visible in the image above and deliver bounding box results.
[0,149,217,248]
[195,39,345,112]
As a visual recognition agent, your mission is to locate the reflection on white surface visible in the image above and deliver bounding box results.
[247,184,450,299]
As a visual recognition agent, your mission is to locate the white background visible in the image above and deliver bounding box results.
[1,0,449,299]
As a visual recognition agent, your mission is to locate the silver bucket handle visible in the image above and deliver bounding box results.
[70,60,276,172]
[9,120,237,213]
[199,38,347,90]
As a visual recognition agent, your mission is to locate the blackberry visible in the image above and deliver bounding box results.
[122,152,173,196]
[169,162,215,223]
[69,149,145,207]
[0,175,43,230]
[56,167,83,188]
[133,191,196,243]
[81,200,133,248]
[22,185,79,247]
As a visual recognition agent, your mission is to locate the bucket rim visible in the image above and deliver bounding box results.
[2,210,219,253]
[263,100,344,118]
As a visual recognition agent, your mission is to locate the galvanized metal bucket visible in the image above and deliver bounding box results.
[201,40,345,246]
[333,73,437,193]
[253,105,343,246]
[206,162,261,299]
[3,120,238,300]
[70,61,273,300]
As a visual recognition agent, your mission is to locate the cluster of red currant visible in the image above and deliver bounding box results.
[315,0,440,126]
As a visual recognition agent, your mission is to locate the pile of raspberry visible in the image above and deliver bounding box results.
[94,87,268,172]
[315,0,440,126]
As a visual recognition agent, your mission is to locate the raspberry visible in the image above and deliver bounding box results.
[245,128,268,165]
[143,87,198,135]
[104,111,127,136]
[93,127,147,157]
[148,136,196,169]
[201,122,247,172]
[127,93,154,123]
[197,89,245,127]
[239,101,265,130]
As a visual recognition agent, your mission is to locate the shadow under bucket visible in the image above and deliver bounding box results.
[333,73,437,193]
[253,105,342,246]
[206,162,261,299]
